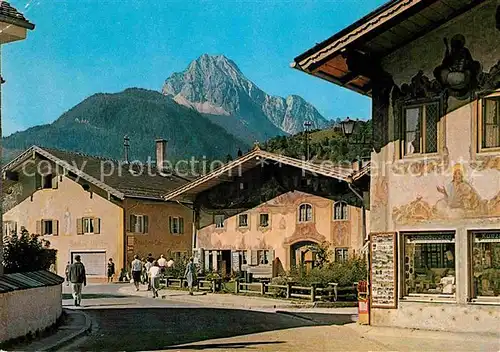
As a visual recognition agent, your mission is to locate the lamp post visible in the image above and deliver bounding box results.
[0,2,35,275]
[303,120,312,160]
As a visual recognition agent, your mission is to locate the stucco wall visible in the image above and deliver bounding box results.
[4,175,124,278]
[197,191,365,270]
[369,0,500,332]
[125,199,193,265]
[0,285,62,343]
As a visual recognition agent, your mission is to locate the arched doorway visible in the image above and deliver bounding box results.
[290,241,318,271]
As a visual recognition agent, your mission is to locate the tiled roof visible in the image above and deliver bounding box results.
[0,1,35,30]
[3,145,191,200]
[40,147,191,200]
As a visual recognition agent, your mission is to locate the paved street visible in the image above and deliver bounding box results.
[60,284,500,352]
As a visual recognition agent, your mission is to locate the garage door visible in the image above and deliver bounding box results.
[71,251,106,277]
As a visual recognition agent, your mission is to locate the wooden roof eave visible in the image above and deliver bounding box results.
[163,149,355,201]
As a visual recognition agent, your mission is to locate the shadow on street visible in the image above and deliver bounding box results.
[74,307,353,351]
[161,341,285,350]
[62,293,128,300]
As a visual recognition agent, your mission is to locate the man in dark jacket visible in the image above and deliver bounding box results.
[69,255,87,306]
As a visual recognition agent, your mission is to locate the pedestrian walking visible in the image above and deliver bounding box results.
[107,258,115,283]
[144,259,153,290]
[149,261,161,298]
[184,257,197,295]
[65,261,70,286]
[131,255,143,291]
[68,255,86,306]
[158,254,167,274]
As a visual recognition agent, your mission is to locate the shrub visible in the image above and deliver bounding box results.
[2,227,57,274]
[269,276,288,297]
[289,257,367,287]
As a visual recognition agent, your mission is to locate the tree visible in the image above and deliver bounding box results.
[307,241,332,268]
[2,227,57,274]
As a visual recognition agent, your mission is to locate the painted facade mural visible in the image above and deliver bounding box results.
[393,164,500,224]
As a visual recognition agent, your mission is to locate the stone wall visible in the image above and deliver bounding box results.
[0,284,62,343]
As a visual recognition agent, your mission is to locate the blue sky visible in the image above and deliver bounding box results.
[3,0,385,136]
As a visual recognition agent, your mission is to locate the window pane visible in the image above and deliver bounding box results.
[425,103,438,153]
[215,215,224,228]
[472,232,500,297]
[260,214,269,227]
[405,108,421,155]
[483,98,500,149]
[239,214,248,227]
[404,233,455,295]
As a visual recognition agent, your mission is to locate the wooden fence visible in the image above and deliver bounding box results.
[236,280,358,302]
[160,276,358,302]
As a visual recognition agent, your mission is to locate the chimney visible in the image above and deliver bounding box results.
[156,139,167,171]
[123,135,130,164]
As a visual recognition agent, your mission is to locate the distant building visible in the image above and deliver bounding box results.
[164,146,369,278]
[2,141,192,281]
[294,0,500,334]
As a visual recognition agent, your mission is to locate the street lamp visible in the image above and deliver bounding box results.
[340,117,357,138]
[303,120,312,161]
[0,2,35,275]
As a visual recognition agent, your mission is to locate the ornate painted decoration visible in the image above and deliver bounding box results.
[392,147,450,176]
[283,222,325,245]
[393,163,500,224]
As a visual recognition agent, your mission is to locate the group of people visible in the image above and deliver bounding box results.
[130,254,197,297]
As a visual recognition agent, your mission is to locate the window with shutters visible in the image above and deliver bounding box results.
[480,96,500,151]
[298,204,313,222]
[258,250,273,264]
[77,218,101,235]
[169,216,184,234]
[214,214,225,228]
[401,101,440,157]
[238,214,248,228]
[130,214,148,234]
[333,201,348,220]
[38,219,58,236]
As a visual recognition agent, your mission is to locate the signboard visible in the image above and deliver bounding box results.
[232,251,241,272]
[370,232,397,309]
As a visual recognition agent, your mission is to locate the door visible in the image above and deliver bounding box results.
[71,251,106,277]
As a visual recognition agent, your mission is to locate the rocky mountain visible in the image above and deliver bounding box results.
[3,88,248,162]
[162,54,328,141]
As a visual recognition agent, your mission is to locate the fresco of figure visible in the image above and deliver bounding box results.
[433,34,481,98]
[435,164,482,216]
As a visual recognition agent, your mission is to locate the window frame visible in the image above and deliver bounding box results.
[41,219,58,236]
[401,231,457,302]
[478,94,500,153]
[82,217,95,234]
[298,203,313,223]
[333,201,348,221]
[335,248,349,262]
[259,213,270,228]
[468,230,500,305]
[238,214,249,228]
[169,216,184,235]
[400,100,441,158]
[214,214,225,229]
[130,214,148,234]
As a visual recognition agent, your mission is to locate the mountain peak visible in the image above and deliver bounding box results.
[162,54,328,135]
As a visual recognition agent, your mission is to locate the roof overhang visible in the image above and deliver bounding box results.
[3,146,125,200]
[292,0,488,95]
[164,147,355,201]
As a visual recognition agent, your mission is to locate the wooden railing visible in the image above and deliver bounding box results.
[159,276,358,302]
[235,280,357,302]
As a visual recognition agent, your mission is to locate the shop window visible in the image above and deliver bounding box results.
[403,232,455,296]
[481,97,500,149]
[333,201,348,220]
[259,213,269,227]
[402,101,439,157]
[335,248,349,262]
[471,231,500,299]
[298,204,313,222]
[215,214,225,228]
[238,214,248,227]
